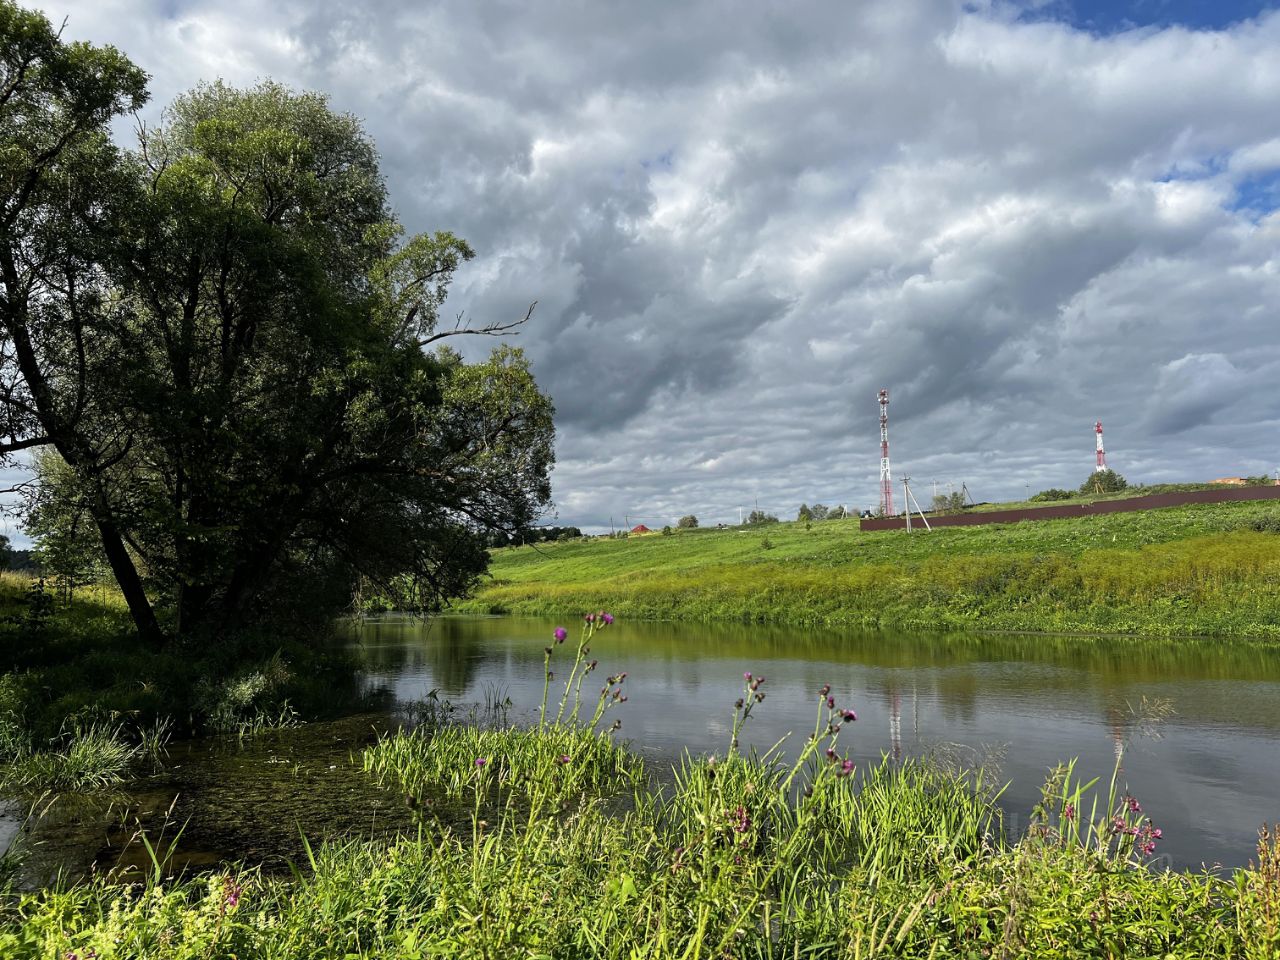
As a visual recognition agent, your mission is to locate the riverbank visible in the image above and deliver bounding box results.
[455,500,1280,637]
[3,642,1277,959]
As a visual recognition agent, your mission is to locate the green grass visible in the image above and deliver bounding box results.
[454,499,1280,637]
[4,624,1280,957]
[0,573,370,793]
[3,678,1277,958]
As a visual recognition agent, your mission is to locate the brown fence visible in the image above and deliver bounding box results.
[859,484,1280,532]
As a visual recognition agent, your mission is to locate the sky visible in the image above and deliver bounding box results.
[11,0,1280,539]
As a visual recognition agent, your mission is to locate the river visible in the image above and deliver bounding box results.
[7,615,1280,882]
[357,615,1280,871]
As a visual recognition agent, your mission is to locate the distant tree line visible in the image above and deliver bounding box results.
[489,526,582,547]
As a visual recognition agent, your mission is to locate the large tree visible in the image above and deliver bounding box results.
[1,4,554,642]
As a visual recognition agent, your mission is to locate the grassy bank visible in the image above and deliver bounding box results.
[455,500,1280,637]
[0,573,367,793]
[4,628,1278,958]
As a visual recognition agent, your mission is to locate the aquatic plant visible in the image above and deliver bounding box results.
[4,613,1278,957]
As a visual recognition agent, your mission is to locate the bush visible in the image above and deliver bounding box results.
[677,515,698,529]
[746,510,778,526]
[1029,488,1073,502]
[1080,469,1127,495]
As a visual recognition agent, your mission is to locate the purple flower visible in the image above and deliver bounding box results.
[475,758,488,767]
[1064,803,1075,821]
[820,684,831,698]
[826,696,835,710]
[841,709,857,722]
[554,626,568,642]
[744,672,752,681]
[602,613,615,625]
[585,613,595,622]
[558,754,571,764]
[1127,796,1142,813]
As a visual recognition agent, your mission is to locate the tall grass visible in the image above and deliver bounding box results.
[4,616,1280,957]
[455,500,1280,637]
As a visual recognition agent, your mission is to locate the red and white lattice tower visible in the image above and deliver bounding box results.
[1095,421,1107,472]
[879,389,895,515]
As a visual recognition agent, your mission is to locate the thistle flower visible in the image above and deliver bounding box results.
[602,613,615,625]
[841,709,857,722]
[554,627,568,642]
[820,684,831,698]
[744,672,752,681]
[475,757,488,767]
[826,696,835,710]
[558,754,571,764]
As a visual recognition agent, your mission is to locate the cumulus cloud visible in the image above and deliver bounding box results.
[25,0,1280,532]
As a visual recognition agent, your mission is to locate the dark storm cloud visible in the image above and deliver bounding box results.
[26,0,1280,534]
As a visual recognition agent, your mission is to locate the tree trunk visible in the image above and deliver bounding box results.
[93,514,164,647]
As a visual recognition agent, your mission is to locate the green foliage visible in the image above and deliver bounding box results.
[2,655,1274,957]
[1080,468,1127,495]
[455,500,1280,637]
[931,491,967,514]
[677,514,698,529]
[746,509,778,525]
[1029,487,1073,502]
[661,525,672,536]
[797,503,813,521]
[0,721,141,793]
[0,11,555,643]
[0,573,369,764]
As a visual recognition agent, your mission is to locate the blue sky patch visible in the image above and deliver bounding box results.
[1017,1,1276,34]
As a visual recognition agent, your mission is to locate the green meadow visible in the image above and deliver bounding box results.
[455,500,1280,638]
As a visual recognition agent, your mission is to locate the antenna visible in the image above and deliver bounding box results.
[1095,421,1107,472]
[879,389,894,516]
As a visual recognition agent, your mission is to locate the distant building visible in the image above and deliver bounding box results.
[1210,477,1247,486]
[630,524,652,533]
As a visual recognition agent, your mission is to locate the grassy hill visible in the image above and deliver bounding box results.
[455,499,1280,638]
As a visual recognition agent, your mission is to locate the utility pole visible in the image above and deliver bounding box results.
[901,477,931,532]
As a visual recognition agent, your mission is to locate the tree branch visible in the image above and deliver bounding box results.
[416,301,535,347]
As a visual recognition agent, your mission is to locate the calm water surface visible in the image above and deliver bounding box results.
[10,616,1280,883]
[355,615,1280,871]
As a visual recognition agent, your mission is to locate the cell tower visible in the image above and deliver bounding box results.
[1095,421,1107,472]
[879,389,894,515]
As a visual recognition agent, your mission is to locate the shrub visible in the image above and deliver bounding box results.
[1029,488,1073,502]
[1080,469,1127,495]
[677,515,698,529]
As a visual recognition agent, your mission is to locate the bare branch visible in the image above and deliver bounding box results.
[417,301,536,348]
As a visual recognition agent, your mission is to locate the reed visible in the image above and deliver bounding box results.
[3,616,1277,958]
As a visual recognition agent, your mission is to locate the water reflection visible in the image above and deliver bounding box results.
[350,615,1280,870]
